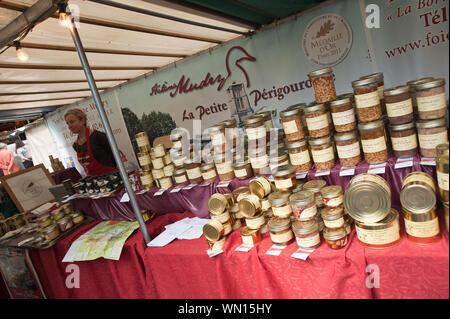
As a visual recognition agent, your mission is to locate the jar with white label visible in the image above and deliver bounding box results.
[170,150,186,169]
[245,211,266,230]
[414,79,447,120]
[256,110,274,132]
[352,77,382,122]
[290,190,317,221]
[173,168,189,186]
[249,148,270,176]
[272,164,297,192]
[240,226,262,247]
[209,123,227,154]
[244,115,266,146]
[389,122,418,158]
[285,140,311,173]
[268,191,292,218]
[267,217,294,245]
[269,151,290,174]
[321,206,345,229]
[304,104,331,138]
[384,86,414,124]
[329,97,357,133]
[214,153,235,181]
[360,73,385,114]
[358,120,388,164]
[407,77,434,113]
[151,156,165,170]
[334,130,361,167]
[184,159,203,184]
[416,118,449,158]
[233,159,253,180]
[320,185,344,208]
[292,219,321,249]
[200,163,218,183]
[303,179,327,208]
[159,176,173,190]
[137,152,152,170]
[280,108,306,142]
[323,227,348,249]
[223,118,239,148]
[401,183,440,244]
[436,143,449,203]
[309,135,336,170]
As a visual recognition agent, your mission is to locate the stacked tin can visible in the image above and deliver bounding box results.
[400,172,441,244]
[135,132,155,190]
[345,173,402,249]
[203,193,235,251]
[150,143,174,189]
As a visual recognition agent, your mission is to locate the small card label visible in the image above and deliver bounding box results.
[395,157,414,169]
[266,244,287,256]
[153,189,166,196]
[368,162,386,175]
[315,169,331,177]
[235,244,252,252]
[339,166,356,176]
[206,249,224,258]
[295,171,308,179]
[291,247,315,260]
[217,181,231,188]
[420,157,436,166]
[170,186,183,193]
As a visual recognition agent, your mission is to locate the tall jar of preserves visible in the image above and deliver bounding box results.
[209,123,227,154]
[360,73,385,114]
[267,217,294,245]
[414,79,447,120]
[308,135,336,170]
[358,120,388,164]
[244,115,266,149]
[286,139,312,172]
[290,191,318,221]
[223,118,239,148]
[308,67,337,103]
[329,97,357,132]
[334,130,362,167]
[214,153,235,181]
[256,110,274,132]
[279,108,306,142]
[249,148,270,176]
[352,77,382,122]
[384,86,414,124]
[272,164,297,192]
[292,219,321,249]
[184,159,203,184]
[303,104,331,138]
[407,77,434,113]
[436,143,449,203]
[416,118,449,158]
[389,122,419,158]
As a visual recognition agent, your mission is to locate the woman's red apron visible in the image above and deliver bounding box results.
[76,127,117,176]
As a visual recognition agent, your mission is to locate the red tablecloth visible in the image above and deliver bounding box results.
[70,153,437,221]
[28,211,449,299]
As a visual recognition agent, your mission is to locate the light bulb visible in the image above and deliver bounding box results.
[16,47,29,62]
[59,12,72,29]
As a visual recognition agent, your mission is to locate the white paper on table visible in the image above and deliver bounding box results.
[217,181,231,188]
[315,169,331,177]
[295,172,308,179]
[170,186,183,193]
[153,189,166,196]
[266,244,287,256]
[120,193,130,202]
[206,249,224,258]
[182,184,196,190]
[420,157,436,166]
[339,166,356,177]
[235,244,252,252]
[368,162,386,175]
[148,220,193,247]
[395,157,414,169]
[291,247,315,260]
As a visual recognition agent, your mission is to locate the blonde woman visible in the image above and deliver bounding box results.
[64,108,117,176]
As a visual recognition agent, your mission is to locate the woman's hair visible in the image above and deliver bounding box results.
[64,108,87,125]
[14,139,25,148]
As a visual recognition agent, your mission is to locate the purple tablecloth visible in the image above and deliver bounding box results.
[70,153,438,221]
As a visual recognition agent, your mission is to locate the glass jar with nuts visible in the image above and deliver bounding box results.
[352,77,382,122]
[304,103,331,138]
[309,67,337,103]
[358,120,389,164]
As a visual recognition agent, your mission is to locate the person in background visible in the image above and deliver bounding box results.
[15,139,33,168]
[64,108,118,176]
[0,143,19,175]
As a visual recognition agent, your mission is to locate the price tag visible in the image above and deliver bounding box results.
[315,169,331,177]
[182,184,196,190]
[217,180,231,188]
[291,247,316,260]
[235,244,252,252]
[153,189,166,196]
[206,249,224,258]
[420,157,436,166]
[266,244,287,256]
[170,186,183,193]
[295,171,308,179]
[368,162,386,175]
[395,157,414,169]
[339,166,356,176]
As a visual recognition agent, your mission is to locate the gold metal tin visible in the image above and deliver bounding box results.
[401,184,436,217]
[211,210,231,224]
[344,181,391,223]
[349,173,391,197]
[249,176,272,199]
[245,211,266,229]
[207,193,229,215]
[70,211,85,225]
[444,202,449,232]
[40,224,60,241]
[238,194,262,218]
[303,180,327,193]
[203,219,225,242]
[402,171,436,193]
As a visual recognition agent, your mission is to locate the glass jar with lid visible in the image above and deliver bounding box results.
[384,86,414,124]
[416,118,449,158]
[256,110,274,132]
[267,217,294,245]
[436,143,449,203]
[272,164,297,191]
[389,122,418,158]
[329,97,357,132]
[269,150,290,173]
[173,168,190,186]
[334,130,362,167]
[309,135,336,170]
[321,206,345,229]
[304,104,331,138]
[303,179,327,208]
[290,190,317,221]
[414,79,447,119]
[249,148,270,176]
[352,77,382,122]
[201,163,218,183]
[292,219,321,249]
[308,67,337,103]
[286,139,312,172]
[209,123,227,154]
[320,185,344,208]
[360,73,385,114]
[323,227,348,249]
[279,108,306,142]
[407,77,434,113]
[358,119,388,164]
[222,118,239,148]
[233,158,253,180]
[184,159,203,184]
[244,115,266,144]
[214,153,235,181]
[268,191,292,218]
[240,226,262,247]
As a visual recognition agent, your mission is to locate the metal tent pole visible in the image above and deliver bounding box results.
[65,12,151,245]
